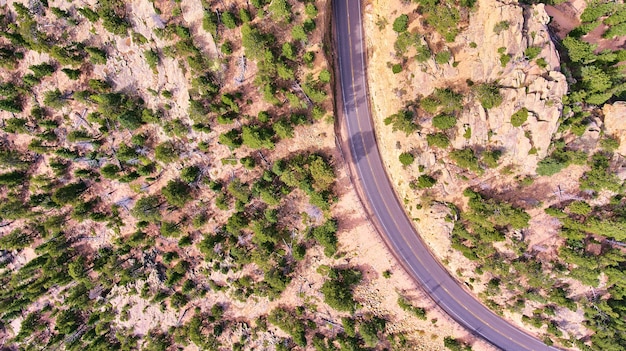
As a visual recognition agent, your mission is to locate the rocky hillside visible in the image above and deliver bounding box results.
[364,0,626,349]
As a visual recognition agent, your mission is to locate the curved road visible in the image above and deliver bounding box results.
[332,1,557,350]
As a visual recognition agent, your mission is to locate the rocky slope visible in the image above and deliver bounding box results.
[368,0,568,173]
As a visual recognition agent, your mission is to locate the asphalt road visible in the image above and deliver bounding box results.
[332,1,557,350]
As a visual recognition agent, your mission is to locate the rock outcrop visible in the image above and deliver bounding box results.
[366,0,568,174]
[603,102,626,156]
[444,0,567,172]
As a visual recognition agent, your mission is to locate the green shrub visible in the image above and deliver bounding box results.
[319,69,331,83]
[432,114,457,130]
[384,109,419,135]
[393,14,409,33]
[450,148,481,172]
[474,83,502,109]
[162,179,192,207]
[305,3,318,18]
[62,68,81,80]
[482,150,502,168]
[221,42,233,55]
[399,152,415,166]
[155,141,179,163]
[426,133,450,148]
[221,11,237,29]
[511,108,529,127]
[435,51,451,64]
[416,174,436,189]
[525,46,542,60]
[86,46,107,64]
[268,0,291,23]
[312,219,338,257]
[493,21,510,34]
[321,268,362,312]
[392,63,403,73]
[568,201,592,215]
[416,44,431,62]
[536,57,548,68]
[500,53,511,67]
[600,136,620,151]
[536,155,568,176]
[397,296,427,319]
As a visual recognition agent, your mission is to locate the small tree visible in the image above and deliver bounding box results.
[181,166,201,183]
[384,109,419,135]
[482,150,502,168]
[242,125,275,149]
[432,114,457,130]
[155,141,179,163]
[44,89,66,109]
[132,195,162,222]
[53,181,88,205]
[568,201,592,215]
[393,14,409,33]
[416,174,436,188]
[162,179,192,208]
[435,51,451,64]
[511,108,528,127]
[426,133,450,148]
[221,11,237,29]
[268,0,291,22]
[450,148,481,173]
[399,152,415,166]
[474,83,502,109]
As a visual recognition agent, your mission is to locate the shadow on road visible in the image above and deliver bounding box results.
[348,129,376,165]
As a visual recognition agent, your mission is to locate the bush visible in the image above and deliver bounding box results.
[29,63,55,78]
[568,201,592,215]
[384,109,419,135]
[44,89,66,109]
[162,179,192,208]
[432,114,457,130]
[493,21,510,34]
[416,174,436,189]
[268,0,291,22]
[312,220,338,257]
[511,108,529,127]
[536,156,568,176]
[426,133,450,148]
[319,69,331,83]
[321,268,362,312]
[525,46,542,60]
[155,141,179,163]
[397,296,427,320]
[399,152,415,166]
[443,336,471,351]
[221,11,237,29]
[435,51,451,64]
[392,63,403,73]
[86,47,107,64]
[450,148,481,173]
[181,166,201,183]
[416,44,431,62]
[600,136,620,151]
[393,14,409,33]
[482,150,502,168]
[474,83,502,109]
[62,68,81,80]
